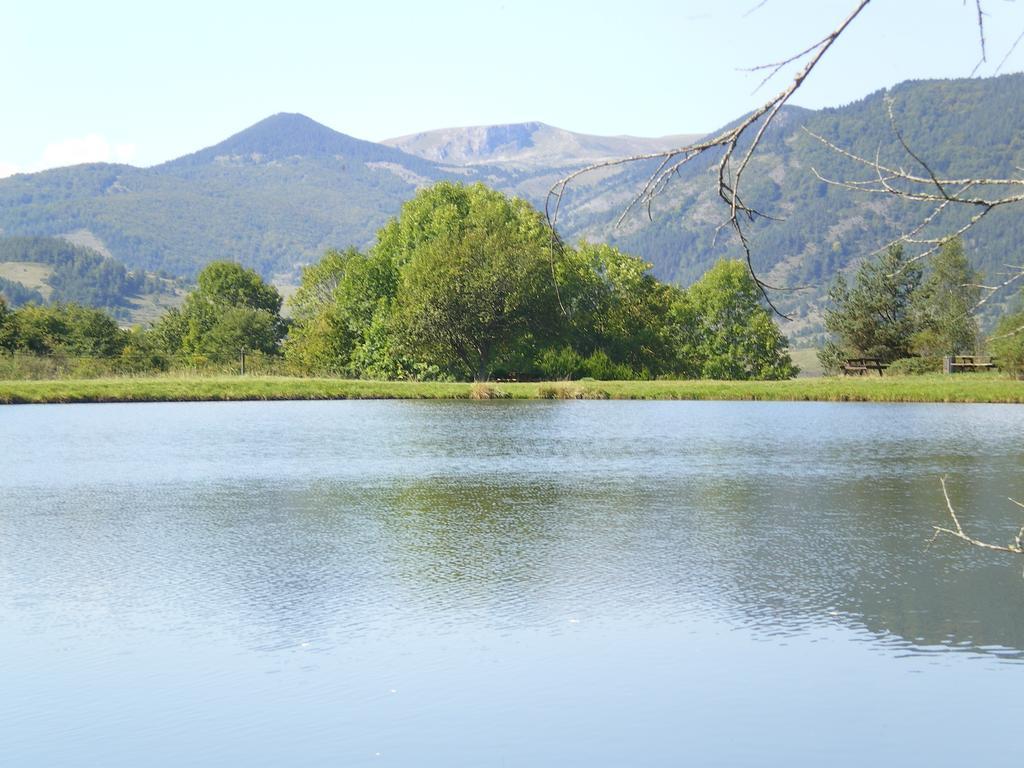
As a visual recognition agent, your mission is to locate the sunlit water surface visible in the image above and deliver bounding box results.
[2,400,1023,766]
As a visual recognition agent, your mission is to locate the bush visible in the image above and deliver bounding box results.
[581,350,636,381]
[536,346,583,380]
[990,309,1024,377]
[887,356,942,375]
[817,341,846,376]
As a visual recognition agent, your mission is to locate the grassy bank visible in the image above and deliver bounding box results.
[0,374,1021,405]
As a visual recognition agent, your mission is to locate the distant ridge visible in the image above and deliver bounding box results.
[383,122,702,168]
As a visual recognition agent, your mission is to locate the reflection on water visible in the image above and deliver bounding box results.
[2,400,1023,766]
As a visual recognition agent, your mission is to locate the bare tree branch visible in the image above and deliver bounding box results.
[548,0,1017,321]
[970,266,1024,312]
[969,0,989,76]
[743,0,770,19]
[805,104,1024,280]
[928,476,1024,555]
[995,26,1024,74]
[546,0,873,318]
[989,321,1024,341]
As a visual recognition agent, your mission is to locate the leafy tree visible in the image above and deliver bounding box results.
[155,261,285,360]
[200,307,283,362]
[535,346,584,380]
[186,261,282,315]
[284,248,400,376]
[820,243,922,368]
[288,248,357,324]
[150,307,189,358]
[11,303,125,357]
[680,259,797,380]
[384,183,560,381]
[118,327,170,373]
[558,242,680,377]
[909,238,981,356]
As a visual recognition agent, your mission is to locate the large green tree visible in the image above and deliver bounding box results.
[679,259,797,380]
[285,248,401,376]
[557,242,680,378]
[9,303,126,357]
[384,183,561,381]
[155,261,285,361]
[820,243,922,369]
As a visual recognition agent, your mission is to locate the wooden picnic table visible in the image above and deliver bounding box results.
[842,357,888,376]
[943,355,996,373]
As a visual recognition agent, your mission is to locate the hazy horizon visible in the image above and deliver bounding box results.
[3,0,1023,177]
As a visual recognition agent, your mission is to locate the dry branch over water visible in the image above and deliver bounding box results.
[930,476,1024,555]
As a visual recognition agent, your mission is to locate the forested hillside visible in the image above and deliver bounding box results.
[0,75,1021,341]
[581,75,1024,338]
[0,236,183,322]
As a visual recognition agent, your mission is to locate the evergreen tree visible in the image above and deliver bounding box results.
[820,244,922,369]
[910,238,981,356]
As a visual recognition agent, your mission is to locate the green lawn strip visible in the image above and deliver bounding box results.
[0,374,1021,405]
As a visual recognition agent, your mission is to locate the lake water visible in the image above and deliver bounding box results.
[2,400,1023,766]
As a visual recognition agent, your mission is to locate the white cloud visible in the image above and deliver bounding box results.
[1,135,140,178]
[40,134,116,167]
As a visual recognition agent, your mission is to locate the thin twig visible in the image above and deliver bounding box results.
[546,0,873,318]
[929,476,1024,555]
[995,27,1024,74]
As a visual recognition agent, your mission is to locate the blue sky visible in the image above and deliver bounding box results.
[2,0,1022,176]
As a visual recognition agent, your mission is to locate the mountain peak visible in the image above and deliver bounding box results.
[163,113,401,168]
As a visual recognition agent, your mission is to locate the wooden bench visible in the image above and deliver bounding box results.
[943,355,996,373]
[842,357,888,376]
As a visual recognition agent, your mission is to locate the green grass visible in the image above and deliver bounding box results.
[788,348,823,377]
[0,261,54,299]
[0,373,1021,405]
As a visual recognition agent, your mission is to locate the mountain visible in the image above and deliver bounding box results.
[382,122,701,169]
[1,75,1022,342]
[0,114,466,279]
[166,113,441,169]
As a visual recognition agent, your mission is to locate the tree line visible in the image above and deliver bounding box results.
[0,183,798,381]
[4,182,1019,382]
[818,238,1024,376]
[3,181,1022,380]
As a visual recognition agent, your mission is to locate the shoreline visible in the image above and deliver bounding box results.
[1,375,1022,405]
